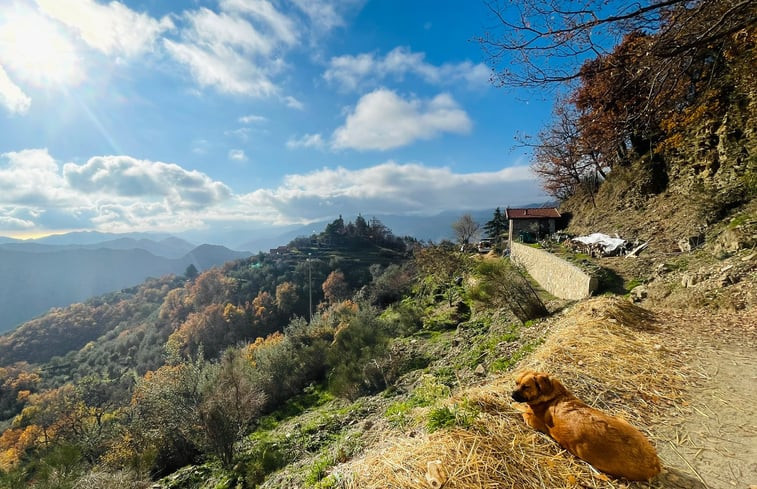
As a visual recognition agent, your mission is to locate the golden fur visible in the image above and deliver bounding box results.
[511,370,661,481]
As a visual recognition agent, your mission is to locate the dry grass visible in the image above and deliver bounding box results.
[337,297,690,489]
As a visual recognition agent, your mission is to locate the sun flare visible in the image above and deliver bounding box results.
[0,10,81,87]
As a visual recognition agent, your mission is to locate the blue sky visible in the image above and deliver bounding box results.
[0,0,553,240]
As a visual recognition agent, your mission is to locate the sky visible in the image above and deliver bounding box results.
[0,0,554,241]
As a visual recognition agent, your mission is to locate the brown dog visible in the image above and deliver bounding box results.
[511,370,661,481]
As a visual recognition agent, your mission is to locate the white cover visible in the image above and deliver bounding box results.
[573,233,626,253]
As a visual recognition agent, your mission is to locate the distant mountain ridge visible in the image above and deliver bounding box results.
[0,236,197,259]
[0,240,250,333]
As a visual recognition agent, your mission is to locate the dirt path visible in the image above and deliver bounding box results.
[653,308,757,489]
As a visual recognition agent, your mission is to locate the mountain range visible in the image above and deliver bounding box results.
[0,238,251,333]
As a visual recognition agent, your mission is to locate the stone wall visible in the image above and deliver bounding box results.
[510,242,598,300]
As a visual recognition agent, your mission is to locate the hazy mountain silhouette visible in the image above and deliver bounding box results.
[0,244,250,333]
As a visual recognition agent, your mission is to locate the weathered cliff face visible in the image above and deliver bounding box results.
[665,83,756,208]
[561,57,755,253]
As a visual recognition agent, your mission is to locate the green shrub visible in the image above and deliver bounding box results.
[469,261,548,324]
[385,375,452,427]
[427,401,477,432]
[242,433,289,486]
[305,455,333,485]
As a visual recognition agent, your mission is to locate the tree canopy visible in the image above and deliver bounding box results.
[483,0,756,199]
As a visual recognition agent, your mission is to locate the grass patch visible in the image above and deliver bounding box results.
[385,375,451,427]
[426,400,477,432]
[257,386,334,430]
[489,339,543,372]
[463,323,523,369]
[305,455,334,486]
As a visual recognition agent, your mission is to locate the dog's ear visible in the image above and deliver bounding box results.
[515,370,534,385]
[534,374,553,395]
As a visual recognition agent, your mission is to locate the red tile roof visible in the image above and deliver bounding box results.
[505,207,561,219]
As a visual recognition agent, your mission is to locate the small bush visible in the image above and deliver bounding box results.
[427,406,456,431]
[427,401,477,432]
[242,441,288,486]
[469,261,548,324]
[305,455,334,485]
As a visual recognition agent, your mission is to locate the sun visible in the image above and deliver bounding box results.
[0,9,81,87]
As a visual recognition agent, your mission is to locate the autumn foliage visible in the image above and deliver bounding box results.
[505,1,757,201]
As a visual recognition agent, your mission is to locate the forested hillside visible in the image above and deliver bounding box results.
[0,216,417,484]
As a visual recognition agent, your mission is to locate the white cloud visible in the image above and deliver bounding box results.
[63,155,232,208]
[238,114,267,124]
[286,133,325,149]
[283,95,304,110]
[242,161,541,222]
[0,213,35,231]
[164,38,277,96]
[0,65,31,114]
[225,128,252,141]
[331,89,472,151]
[35,0,173,57]
[324,46,491,91]
[191,139,210,155]
[290,0,344,32]
[228,149,248,161]
[2,150,235,234]
[0,149,70,206]
[164,2,300,97]
[220,0,297,45]
[184,8,274,55]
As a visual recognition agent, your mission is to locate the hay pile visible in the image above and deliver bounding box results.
[339,297,688,488]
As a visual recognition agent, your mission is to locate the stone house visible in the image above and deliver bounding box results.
[506,207,561,244]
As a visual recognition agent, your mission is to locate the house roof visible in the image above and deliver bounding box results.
[505,207,561,219]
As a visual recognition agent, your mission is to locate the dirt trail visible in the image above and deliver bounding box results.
[652,308,757,489]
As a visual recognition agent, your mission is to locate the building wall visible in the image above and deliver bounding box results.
[508,218,555,243]
[510,242,598,300]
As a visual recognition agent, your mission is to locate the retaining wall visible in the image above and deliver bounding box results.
[510,242,598,300]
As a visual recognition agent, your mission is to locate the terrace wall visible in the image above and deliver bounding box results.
[510,242,598,300]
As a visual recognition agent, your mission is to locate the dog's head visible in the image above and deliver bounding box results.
[511,370,564,405]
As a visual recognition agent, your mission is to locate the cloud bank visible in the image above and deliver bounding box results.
[0,149,542,235]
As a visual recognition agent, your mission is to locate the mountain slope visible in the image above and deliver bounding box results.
[0,245,250,333]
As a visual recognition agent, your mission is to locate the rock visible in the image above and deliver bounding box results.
[713,226,756,255]
[425,460,447,488]
[719,272,740,287]
[630,285,648,302]
[678,235,703,252]
[655,263,671,275]
[474,364,486,376]
[682,272,701,288]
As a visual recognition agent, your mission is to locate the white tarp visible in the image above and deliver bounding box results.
[573,233,626,254]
